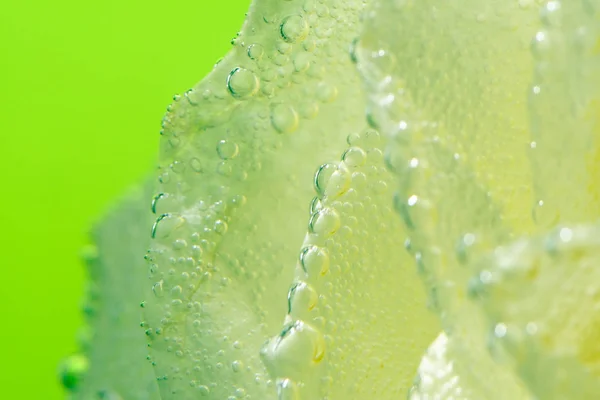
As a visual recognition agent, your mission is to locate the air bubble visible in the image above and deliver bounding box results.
[368,48,396,77]
[342,147,367,168]
[227,67,259,98]
[260,320,326,380]
[217,140,239,159]
[151,193,164,214]
[190,157,204,173]
[277,42,292,55]
[309,196,323,215]
[152,280,164,297]
[347,135,362,150]
[288,281,318,314]
[247,44,265,60]
[277,378,300,400]
[214,220,228,235]
[172,239,187,250]
[232,360,243,372]
[280,15,309,43]
[293,52,311,72]
[150,193,178,215]
[198,385,210,396]
[151,214,185,239]
[309,208,341,237]
[271,104,299,133]
[171,285,183,297]
[299,245,330,276]
[314,163,350,198]
[217,161,233,177]
[303,38,316,52]
[316,82,338,103]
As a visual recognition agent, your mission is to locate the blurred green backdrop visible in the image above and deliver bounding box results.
[0,0,250,398]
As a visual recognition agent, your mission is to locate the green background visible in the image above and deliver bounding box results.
[0,0,250,398]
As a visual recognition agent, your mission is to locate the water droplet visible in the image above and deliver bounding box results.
[217,140,239,160]
[227,67,259,98]
[288,281,318,314]
[280,15,309,43]
[59,354,89,390]
[271,104,299,133]
[299,245,330,276]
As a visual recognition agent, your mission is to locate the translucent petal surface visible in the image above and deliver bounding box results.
[142,0,438,399]
[356,0,544,398]
[529,0,600,226]
[472,225,600,399]
[357,0,541,321]
[358,0,600,398]
[408,333,466,400]
[470,2,600,397]
[64,183,160,400]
